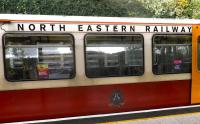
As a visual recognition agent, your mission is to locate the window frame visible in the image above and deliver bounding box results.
[3,32,76,82]
[84,33,145,78]
[152,34,192,75]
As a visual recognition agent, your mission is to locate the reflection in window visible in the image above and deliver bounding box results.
[4,34,74,81]
[85,35,144,78]
[153,35,191,75]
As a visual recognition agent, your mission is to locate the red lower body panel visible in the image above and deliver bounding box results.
[0,80,191,122]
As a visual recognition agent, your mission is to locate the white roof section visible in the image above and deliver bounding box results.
[0,14,200,24]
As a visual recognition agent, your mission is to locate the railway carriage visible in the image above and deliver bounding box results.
[0,14,200,122]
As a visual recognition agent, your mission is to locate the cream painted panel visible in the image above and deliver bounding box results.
[0,32,191,91]
[0,26,5,90]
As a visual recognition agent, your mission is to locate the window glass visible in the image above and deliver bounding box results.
[4,34,74,81]
[85,34,144,78]
[153,35,191,75]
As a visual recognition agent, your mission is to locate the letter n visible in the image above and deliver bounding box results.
[18,24,24,31]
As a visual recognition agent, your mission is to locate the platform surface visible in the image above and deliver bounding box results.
[101,112,200,124]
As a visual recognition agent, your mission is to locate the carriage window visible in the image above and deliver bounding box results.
[4,34,75,81]
[153,35,191,75]
[85,34,144,78]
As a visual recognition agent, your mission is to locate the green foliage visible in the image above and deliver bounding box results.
[191,0,200,19]
[138,0,193,18]
[124,0,154,17]
[0,0,128,17]
[137,0,200,19]
[0,0,199,18]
